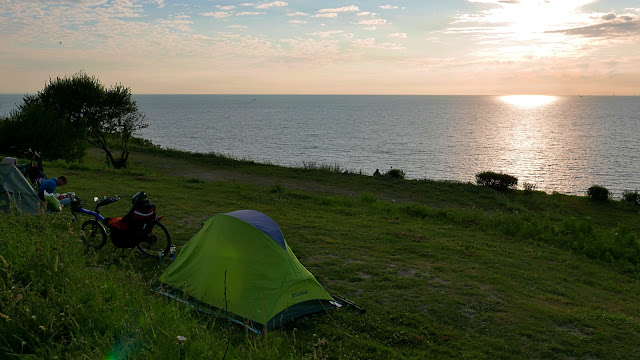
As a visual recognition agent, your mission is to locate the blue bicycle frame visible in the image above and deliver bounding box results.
[74,207,105,222]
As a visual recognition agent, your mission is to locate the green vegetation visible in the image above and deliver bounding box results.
[0,72,146,168]
[2,146,640,359]
[587,185,610,202]
[475,171,518,191]
[384,168,406,179]
[622,190,640,206]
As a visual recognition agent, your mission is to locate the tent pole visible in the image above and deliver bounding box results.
[329,291,366,314]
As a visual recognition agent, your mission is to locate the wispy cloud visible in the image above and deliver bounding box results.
[445,0,640,61]
[357,19,387,26]
[1,0,638,95]
[307,30,346,38]
[236,12,266,16]
[312,13,338,18]
[388,32,407,39]
[201,12,232,18]
[255,1,288,9]
[317,6,359,13]
[546,15,640,38]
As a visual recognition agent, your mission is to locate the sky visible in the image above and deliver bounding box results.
[1,0,639,95]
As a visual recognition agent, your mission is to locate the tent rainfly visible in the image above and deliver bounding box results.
[159,210,338,332]
[0,164,41,215]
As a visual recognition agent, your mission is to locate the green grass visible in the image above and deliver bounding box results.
[2,146,640,359]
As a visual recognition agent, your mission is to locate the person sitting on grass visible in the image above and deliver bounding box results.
[38,176,70,205]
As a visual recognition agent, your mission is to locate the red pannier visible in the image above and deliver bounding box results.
[107,202,156,248]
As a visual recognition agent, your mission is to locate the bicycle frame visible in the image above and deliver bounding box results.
[70,194,118,223]
[72,206,105,222]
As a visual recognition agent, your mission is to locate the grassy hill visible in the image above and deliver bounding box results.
[1,146,640,359]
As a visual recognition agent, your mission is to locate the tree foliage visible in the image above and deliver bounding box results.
[587,185,610,202]
[2,72,147,168]
[476,171,518,191]
[0,104,86,162]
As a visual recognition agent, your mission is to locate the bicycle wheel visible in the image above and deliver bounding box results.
[80,220,107,249]
[137,221,171,258]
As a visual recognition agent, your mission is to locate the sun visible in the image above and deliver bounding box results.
[500,95,557,107]
[463,0,596,60]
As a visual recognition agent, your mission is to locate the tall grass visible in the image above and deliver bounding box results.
[0,213,311,359]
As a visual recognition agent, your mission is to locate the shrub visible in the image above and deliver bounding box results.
[475,171,518,191]
[622,190,640,206]
[587,185,610,202]
[522,182,537,193]
[384,168,406,179]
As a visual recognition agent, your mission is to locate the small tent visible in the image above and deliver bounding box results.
[159,210,336,331]
[0,164,41,215]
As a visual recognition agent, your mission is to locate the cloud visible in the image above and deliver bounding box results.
[50,0,109,6]
[357,12,377,17]
[446,1,640,50]
[155,19,194,32]
[236,12,266,16]
[306,30,345,38]
[287,11,307,16]
[357,19,387,26]
[546,16,640,38]
[317,6,359,13]
[228,25,248,29]
[201,12,232,18]
[255,1,287,9]
[312,13,338,18]
[289,20,307,24]
[388,32,407,39]
[379,5,399,10]
[216,5,236,11]
[352,37,404,50]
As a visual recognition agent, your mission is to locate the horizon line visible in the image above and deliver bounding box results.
[1,93,638,97]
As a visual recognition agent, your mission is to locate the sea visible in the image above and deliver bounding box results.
[2,94,639,197]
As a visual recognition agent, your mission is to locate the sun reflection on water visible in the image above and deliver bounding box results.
[500,95,557,108]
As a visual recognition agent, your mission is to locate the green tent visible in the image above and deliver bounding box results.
[159,210,336,332]
[0,164,41,215]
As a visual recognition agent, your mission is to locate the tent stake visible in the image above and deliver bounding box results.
[329,291,366,314]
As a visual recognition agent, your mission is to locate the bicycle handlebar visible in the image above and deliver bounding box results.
[69,194,120,213]
[95,195,120,209]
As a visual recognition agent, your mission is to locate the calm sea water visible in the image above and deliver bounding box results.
[2,94,639,196]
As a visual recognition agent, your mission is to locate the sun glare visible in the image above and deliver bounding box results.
[500,95,557,108]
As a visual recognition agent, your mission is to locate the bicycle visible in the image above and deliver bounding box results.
[15,149,46,188]
[69,193,172,258]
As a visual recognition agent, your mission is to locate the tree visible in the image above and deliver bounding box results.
[15,72,147,168]
[83,82,147,169]
[0,103,86,162]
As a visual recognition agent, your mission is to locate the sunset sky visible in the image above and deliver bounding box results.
[1,0,639,95]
